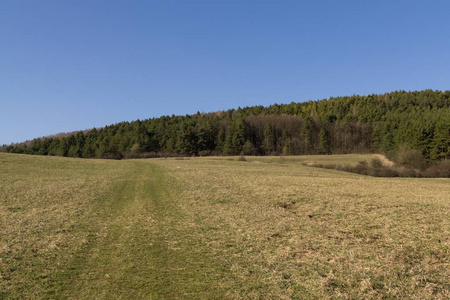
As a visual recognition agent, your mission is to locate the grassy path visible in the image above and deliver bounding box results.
[53,162,229,299]
[1,155,232,299]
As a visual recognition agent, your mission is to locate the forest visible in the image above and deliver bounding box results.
[2,90,449,164]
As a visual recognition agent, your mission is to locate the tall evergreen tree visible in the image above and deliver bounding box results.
[317,128,331,154]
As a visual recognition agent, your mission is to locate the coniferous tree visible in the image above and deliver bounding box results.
[317,128,331,154]
[431,121,450,160]
[231,117,246,154]
[263,123,274,154]
[216,128,226,154]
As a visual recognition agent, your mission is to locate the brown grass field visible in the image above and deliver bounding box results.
[0,153,449,299]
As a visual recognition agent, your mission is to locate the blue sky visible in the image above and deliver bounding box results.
[1,0,449,145]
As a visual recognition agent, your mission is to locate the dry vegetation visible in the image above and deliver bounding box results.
[1,153,449,299]
[306,154,450,178]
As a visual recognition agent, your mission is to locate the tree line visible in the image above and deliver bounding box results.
[2,90,449,162]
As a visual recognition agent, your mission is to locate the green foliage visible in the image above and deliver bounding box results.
[317,128,331,154]
[4,90,449,161]
[263,123,275,154]
[430,120,450,160]
[242,140,257,155]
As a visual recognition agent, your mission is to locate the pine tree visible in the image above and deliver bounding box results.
[430,121,450,160]
[263,123,274,154]
[216,128,225,154]
[317,128,331,154]
[222,127,234,155]
[231,117,246,154]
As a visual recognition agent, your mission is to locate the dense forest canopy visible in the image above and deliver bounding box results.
[2,90,449,162]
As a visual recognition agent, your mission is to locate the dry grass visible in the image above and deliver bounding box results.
[293,153,392,167]
[0,154,125,298]
[1,153,449,299]
[153,155,450,299]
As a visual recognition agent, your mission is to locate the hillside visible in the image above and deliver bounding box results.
[3,90,449,162]
[1,153,449,298]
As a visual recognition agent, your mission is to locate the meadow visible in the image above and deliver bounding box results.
[0,153,449,299]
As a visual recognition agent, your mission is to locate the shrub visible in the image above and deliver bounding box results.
[198,150,212,156]
[354,161,369,175]
[396,167,420,178]
[371,158,383,169]
[423,160,450,178]
[237,155,247,162]
[242,141,258,156]
[396,146,428,170]
[306,157,449,178]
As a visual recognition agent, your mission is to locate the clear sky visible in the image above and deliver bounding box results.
[1,0,450,145]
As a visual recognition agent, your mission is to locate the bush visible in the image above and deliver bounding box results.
[396,167,420,178]
[306,157,449,178]
[396,146,428,170]
[198,150,212,156]
[237,155,247,162]
[354,161,369,175]
[242,141,258,156]
[423,160,450,178]
[371,158,383,169]
[376,167,399,177]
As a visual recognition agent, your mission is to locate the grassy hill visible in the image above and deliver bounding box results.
[1,153,449,298]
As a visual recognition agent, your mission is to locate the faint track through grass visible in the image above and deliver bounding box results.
[48,162,233,299]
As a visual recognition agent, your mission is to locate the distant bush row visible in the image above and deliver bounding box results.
[307,158,450,178]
